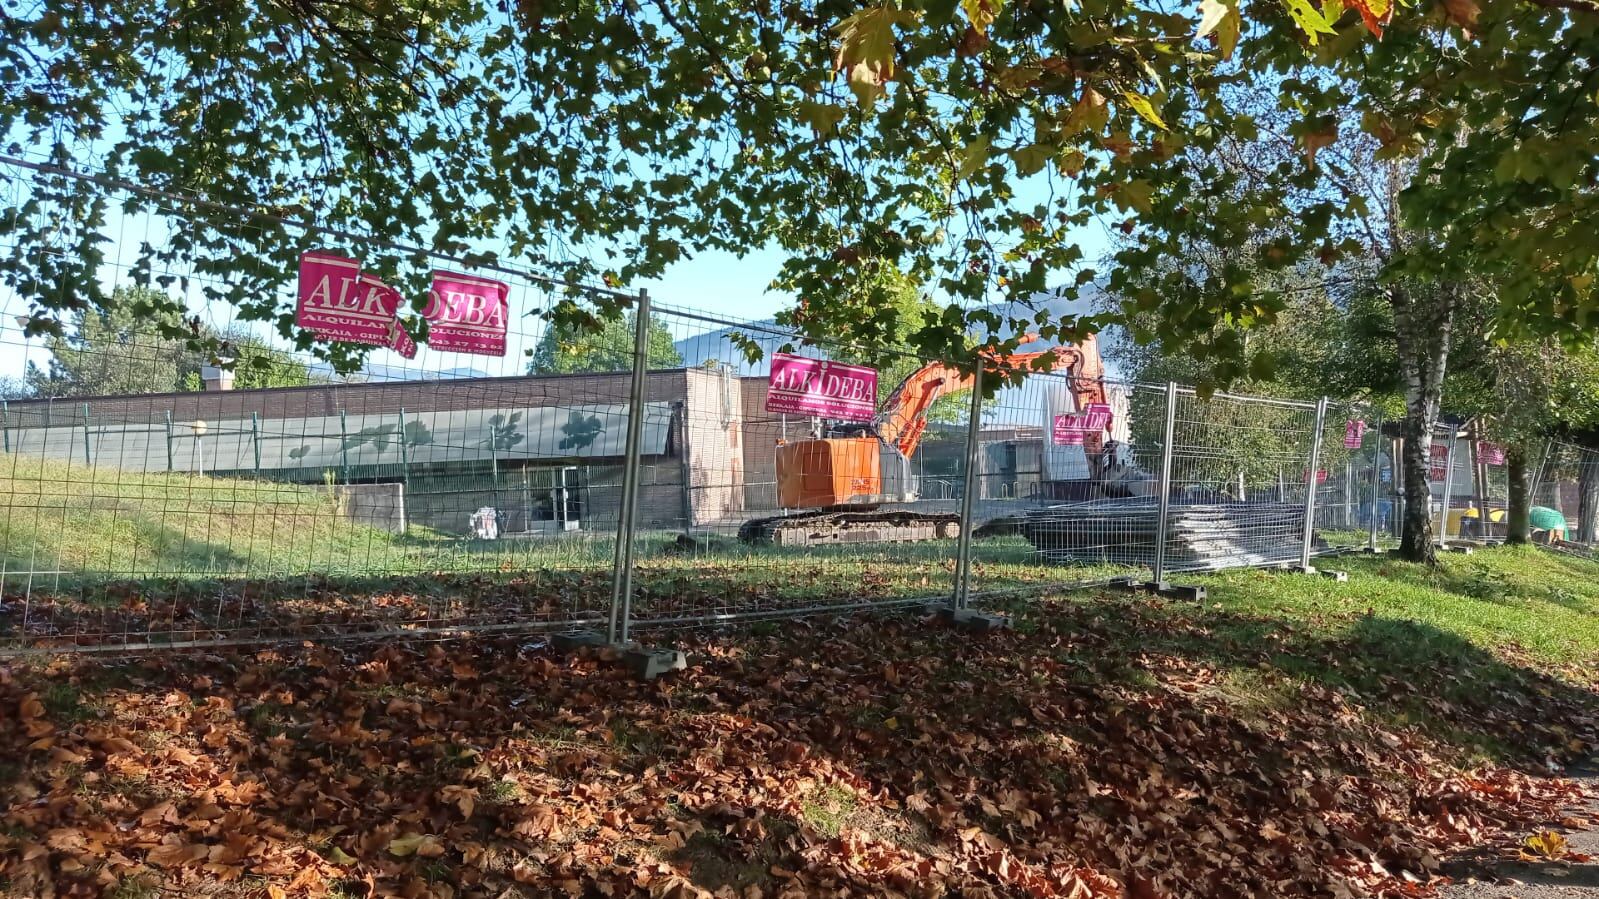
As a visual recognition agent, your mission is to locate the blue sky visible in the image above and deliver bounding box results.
[0,175,1115,384]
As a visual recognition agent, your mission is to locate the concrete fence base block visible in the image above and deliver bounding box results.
[1320,569,1349,582]
[935,606,1013,633]
[551,631,610,652]
[1155,583,1206,602]
[625,648,688,681]
[1448,545,1475,555]
[1361,546,1382,554]
[1289,564,1317,575]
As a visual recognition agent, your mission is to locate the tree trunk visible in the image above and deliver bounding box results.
[1506,445,1530,544]
[1398,411,1437,562]
[1390,281,1456,565]
[1578,447,1599,543]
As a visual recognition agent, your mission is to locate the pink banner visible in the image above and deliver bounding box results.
[1344,419,1367,449]
[1429,443,1450,480]
[1052,403,1113,446]
[766,353,877,422]
[298,251,401,345]
[388,318,418,360]
[424,270,510,356]
[1478,441,1506,466]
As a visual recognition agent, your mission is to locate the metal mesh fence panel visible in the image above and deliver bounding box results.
[1315,401,1387,552]
[0,157,635,653]
[624,305,966,628]
[966,374,1163,595]
[1160,389,1321,573]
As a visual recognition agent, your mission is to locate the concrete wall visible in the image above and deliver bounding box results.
[681,368,746,526]
[317,483,407,533]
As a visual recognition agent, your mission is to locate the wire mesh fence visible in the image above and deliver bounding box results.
[0,155,1465,657]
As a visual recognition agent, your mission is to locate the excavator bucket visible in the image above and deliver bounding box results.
[776,438,881,508]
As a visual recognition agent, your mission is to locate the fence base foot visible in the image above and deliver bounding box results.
[1361,546,1382,554]
[1319,569,1349,582]
[934,606,1013,633]
[1107,579,1205,601]
[1153,583,1206,601]
[1289,564,1317,575]
[1447,545,1475,555]
[551,630,610,652]
[624,647,688,681]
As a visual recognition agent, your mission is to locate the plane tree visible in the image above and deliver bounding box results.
[2,0,1595,563]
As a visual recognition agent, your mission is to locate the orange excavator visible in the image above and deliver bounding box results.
[738,334,1111,545]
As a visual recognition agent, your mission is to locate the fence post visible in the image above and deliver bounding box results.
[397,407,411,490]
[81,403,92,465]
[1299,396,1329,570]
[2,398,10,453]
[1152,382,1178,586]
[164,410,174,472]
[1366,408,1384,551]
[250,412,262,475]
[607,289,651,646]
[951,355,984,610]
[338,409,350,484]
[1437,429,1457,547]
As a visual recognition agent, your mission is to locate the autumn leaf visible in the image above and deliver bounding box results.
[387,832,446,858]
[1302,125,1338,166]
[1440,0,1479,31]
[1011,143,1051,177]
[1062,87,1108,136]
[1346,0,1394,35]
[1196,0,1242,58]
[1121,91,1168,130]
[148,840,210,867]
[834,5,911,106]
[960,0,1004,33]
[1525,829,1569,859]
[797,101,846,136]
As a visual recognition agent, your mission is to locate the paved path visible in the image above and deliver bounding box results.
[1442,765,1599,898]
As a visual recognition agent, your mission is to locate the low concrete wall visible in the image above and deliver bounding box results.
[316,483,407,534]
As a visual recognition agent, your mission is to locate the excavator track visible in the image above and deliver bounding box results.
[738,508,962,546]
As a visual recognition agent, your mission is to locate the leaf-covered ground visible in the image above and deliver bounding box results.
[5,547,1599,898]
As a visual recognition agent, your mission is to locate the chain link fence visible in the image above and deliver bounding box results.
[0,157,1413,656]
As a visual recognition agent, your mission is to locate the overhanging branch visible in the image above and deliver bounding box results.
[1523,0,1599,15]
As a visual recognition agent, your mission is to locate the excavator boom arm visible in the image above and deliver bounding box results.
[874,334,1107,460]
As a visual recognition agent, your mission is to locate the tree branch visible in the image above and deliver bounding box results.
[1523,0,1599,15]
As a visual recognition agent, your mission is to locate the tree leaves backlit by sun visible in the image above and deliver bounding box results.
[0,0,1592,380]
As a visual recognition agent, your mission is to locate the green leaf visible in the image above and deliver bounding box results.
[1282,0,1338,43]
[798,100,847,136]
[1011,144,1051,176]
[958,135,992,181]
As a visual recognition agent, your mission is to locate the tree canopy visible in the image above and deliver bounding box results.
[528,314,683,375]
[25,286,315,398]
[4,0,1591,377]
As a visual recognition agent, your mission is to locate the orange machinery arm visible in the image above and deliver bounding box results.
[874,333,1106,460]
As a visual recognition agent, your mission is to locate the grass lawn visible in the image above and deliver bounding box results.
[3,545,1599,897]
